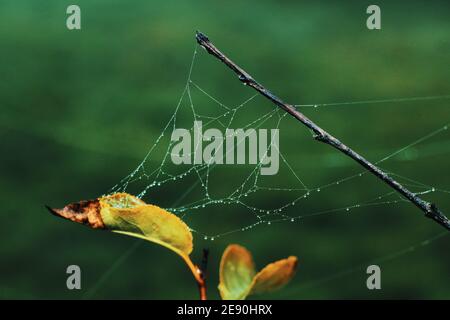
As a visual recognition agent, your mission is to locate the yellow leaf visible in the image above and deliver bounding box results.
[48,192,194,268]
[219,244,298,300]
[99,193,193,257]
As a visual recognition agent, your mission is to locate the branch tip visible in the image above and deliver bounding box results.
[200,248,209,280]
[195,31,209,44]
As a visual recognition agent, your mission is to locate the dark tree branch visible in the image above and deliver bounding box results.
[195,31,450,231]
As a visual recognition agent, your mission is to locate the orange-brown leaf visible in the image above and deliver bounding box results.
[250,256,298,295]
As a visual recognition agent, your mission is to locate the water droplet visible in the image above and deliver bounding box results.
[431,187,436,192]
[267,222,271,225]
[346,208,350,212]
[290,218,294,222]
[317,188,321,192]
[204,236,208,240]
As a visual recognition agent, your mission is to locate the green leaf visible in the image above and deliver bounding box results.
[219,244,298,300]
[218,244,256,300]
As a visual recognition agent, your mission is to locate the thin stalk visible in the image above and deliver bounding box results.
[181,253,208,300]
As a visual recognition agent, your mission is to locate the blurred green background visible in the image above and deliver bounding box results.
[0,0,449,299]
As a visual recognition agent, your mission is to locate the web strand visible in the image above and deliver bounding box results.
[108,45,450,240]
[87,45,450,298]
[295,94,450,109]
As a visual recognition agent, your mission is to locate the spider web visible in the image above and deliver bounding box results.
[107,45,450,241]
[81,44,450,299]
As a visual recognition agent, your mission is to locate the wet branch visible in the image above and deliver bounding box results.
[195,31,450,231]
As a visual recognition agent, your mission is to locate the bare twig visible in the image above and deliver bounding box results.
[201,248,209,279]
[196,248,209,300]
[195,31,450,231]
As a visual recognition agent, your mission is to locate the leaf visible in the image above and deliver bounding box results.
[218,244,256,300]
[250,256,298,295]
[100,193,193,256]
[218,244,298,300]
[47,192,193,262]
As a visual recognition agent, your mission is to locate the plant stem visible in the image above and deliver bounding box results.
[195,31,450,231]
[197,278,207,300]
